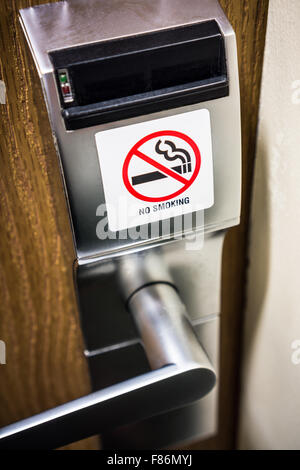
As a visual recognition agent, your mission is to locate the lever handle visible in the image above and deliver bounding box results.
[0,283,215,449]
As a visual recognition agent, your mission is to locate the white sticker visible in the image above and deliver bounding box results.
[95,108,214,232]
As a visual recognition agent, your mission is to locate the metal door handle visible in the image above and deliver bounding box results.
[0,282,215,449]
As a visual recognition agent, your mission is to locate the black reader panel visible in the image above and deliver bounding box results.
[50,21,228,130]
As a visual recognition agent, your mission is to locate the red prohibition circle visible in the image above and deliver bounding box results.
[122,130,201,203]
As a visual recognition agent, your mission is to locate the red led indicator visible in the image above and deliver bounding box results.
[62,84,70,95]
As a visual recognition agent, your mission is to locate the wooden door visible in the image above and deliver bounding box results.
[0,0,268,450]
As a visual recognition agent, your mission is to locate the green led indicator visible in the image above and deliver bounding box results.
[59,73,68,84]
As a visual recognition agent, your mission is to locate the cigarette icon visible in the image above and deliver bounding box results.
[132,163,192,186]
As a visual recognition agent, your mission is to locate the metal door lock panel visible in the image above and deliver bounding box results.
[0,0,241,449]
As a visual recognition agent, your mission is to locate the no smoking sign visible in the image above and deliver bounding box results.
[95,108,214,232]
[123,130,201,203]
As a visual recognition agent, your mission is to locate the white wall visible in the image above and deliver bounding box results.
[238,0,300,450]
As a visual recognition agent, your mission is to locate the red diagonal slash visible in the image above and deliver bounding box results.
[134,149,189,185]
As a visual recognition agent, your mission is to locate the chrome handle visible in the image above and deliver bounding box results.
[0,265,216,449]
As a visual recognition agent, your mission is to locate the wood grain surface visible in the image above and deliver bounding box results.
[0,0,268,450]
